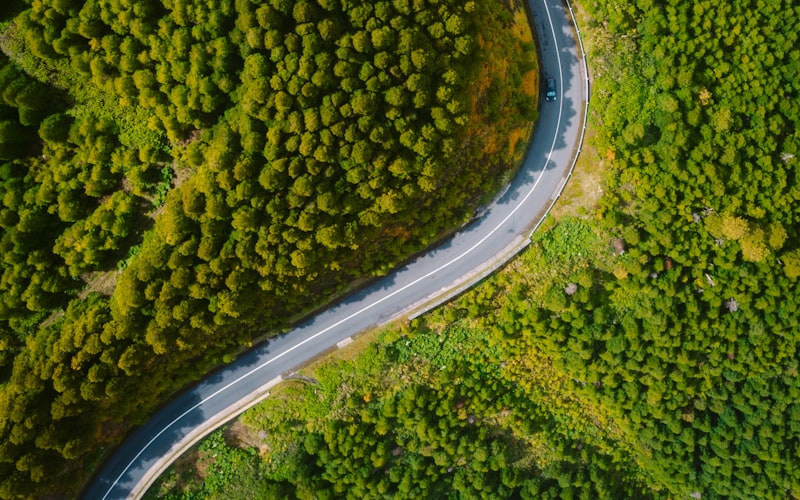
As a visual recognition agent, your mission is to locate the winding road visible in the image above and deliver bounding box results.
[83,0,588,497]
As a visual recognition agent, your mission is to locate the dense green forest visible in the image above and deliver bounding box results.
[0,0,537,496]
[150,302,653,498]
[152,0,800,498]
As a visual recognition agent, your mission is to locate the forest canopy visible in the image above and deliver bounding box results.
[152,0,800,498]
[0,0,537,497]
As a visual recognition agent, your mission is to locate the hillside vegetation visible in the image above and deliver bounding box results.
[0,0,536,496]
[151,0,800,498]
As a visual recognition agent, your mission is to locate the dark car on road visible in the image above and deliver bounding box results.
[545,78,557,101]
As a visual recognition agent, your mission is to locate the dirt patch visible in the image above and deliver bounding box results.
[41,269,120,328]
[172,162,193,191]
[149,203,166,220]
[225,419,269,455]
[170,446,202,481]
[79,270,119,298]
[39,310,64,329]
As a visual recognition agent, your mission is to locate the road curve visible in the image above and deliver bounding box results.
[84,1,588,498]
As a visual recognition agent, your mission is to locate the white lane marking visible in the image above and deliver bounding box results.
[102,1,566,497]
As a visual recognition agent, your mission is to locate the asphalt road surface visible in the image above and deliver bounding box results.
[84,0,588,497]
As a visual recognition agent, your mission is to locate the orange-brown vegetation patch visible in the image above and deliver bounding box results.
[507,126,530,157]
[467,3,538,159]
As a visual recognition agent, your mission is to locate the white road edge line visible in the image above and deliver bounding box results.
[102,1,566,497]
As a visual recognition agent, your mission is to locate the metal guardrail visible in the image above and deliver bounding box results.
[527,0,591,241]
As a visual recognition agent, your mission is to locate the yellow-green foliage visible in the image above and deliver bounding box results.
[154,0,800,498]
[0,0,537,497]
